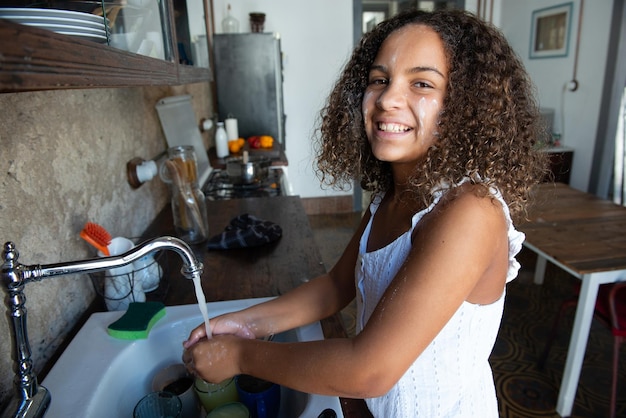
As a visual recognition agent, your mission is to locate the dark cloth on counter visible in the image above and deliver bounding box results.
[207,213,282,250]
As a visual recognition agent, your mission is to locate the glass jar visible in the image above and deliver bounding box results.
[133,391,182,418]
[194,377,239,413]
[249,13,265,33]
[164,146,209,244]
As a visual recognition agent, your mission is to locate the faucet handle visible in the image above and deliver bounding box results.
[3,241,18,266]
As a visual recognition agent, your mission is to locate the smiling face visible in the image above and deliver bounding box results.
[362,24,448,171]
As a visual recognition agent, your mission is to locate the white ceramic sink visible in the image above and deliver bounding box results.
[41,297,344,418]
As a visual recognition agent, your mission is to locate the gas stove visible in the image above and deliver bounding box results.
[202,167,286,200]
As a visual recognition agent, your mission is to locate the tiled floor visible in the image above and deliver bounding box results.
[308,211,626,418]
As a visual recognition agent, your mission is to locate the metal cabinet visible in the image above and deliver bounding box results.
[213,33,286,147]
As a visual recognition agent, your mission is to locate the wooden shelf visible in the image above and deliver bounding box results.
[0,19,211,92]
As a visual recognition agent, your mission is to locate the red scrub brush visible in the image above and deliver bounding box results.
[80,222,112,256]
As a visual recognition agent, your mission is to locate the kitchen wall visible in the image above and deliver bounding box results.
[212,0,354,200]
[500,0,613,192]
[0,83,213,408]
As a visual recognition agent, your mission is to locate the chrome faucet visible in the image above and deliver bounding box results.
[1,236,204,418]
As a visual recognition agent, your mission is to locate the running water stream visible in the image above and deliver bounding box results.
[192,274,212,338]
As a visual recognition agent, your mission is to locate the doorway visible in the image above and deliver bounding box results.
[356,0,465,38]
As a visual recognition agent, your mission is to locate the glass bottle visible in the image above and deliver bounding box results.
[222,4,239,34]
[215,122,229,158]
[164,146,209,244]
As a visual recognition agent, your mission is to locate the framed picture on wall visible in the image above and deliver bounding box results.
[529,2,573,59]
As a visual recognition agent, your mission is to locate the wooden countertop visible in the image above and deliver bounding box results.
[141,196,372,418]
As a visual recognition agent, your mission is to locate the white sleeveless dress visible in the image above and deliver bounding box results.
[355,182,525,417]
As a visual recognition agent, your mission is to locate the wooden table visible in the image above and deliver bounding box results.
[142,196,372,418]
[518,183,626,417]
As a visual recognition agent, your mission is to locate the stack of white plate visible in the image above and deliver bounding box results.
[0,7,110,43]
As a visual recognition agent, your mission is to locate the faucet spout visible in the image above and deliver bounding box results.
[134,236,204,280]
[1,236,203,418]
[18,236,203,283]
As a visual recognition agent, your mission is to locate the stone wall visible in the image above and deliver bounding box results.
[0,82,213,408]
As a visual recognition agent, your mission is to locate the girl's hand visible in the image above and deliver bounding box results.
[183,313,257,349]
[182,334,243,383]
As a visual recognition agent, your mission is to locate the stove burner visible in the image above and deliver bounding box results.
[203,168,282,200]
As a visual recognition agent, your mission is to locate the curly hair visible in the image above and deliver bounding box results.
[315,9,549,221]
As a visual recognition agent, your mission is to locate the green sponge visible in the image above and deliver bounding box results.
[107,301,166,340]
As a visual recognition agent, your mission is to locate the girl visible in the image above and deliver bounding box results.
[183,9,547,417]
